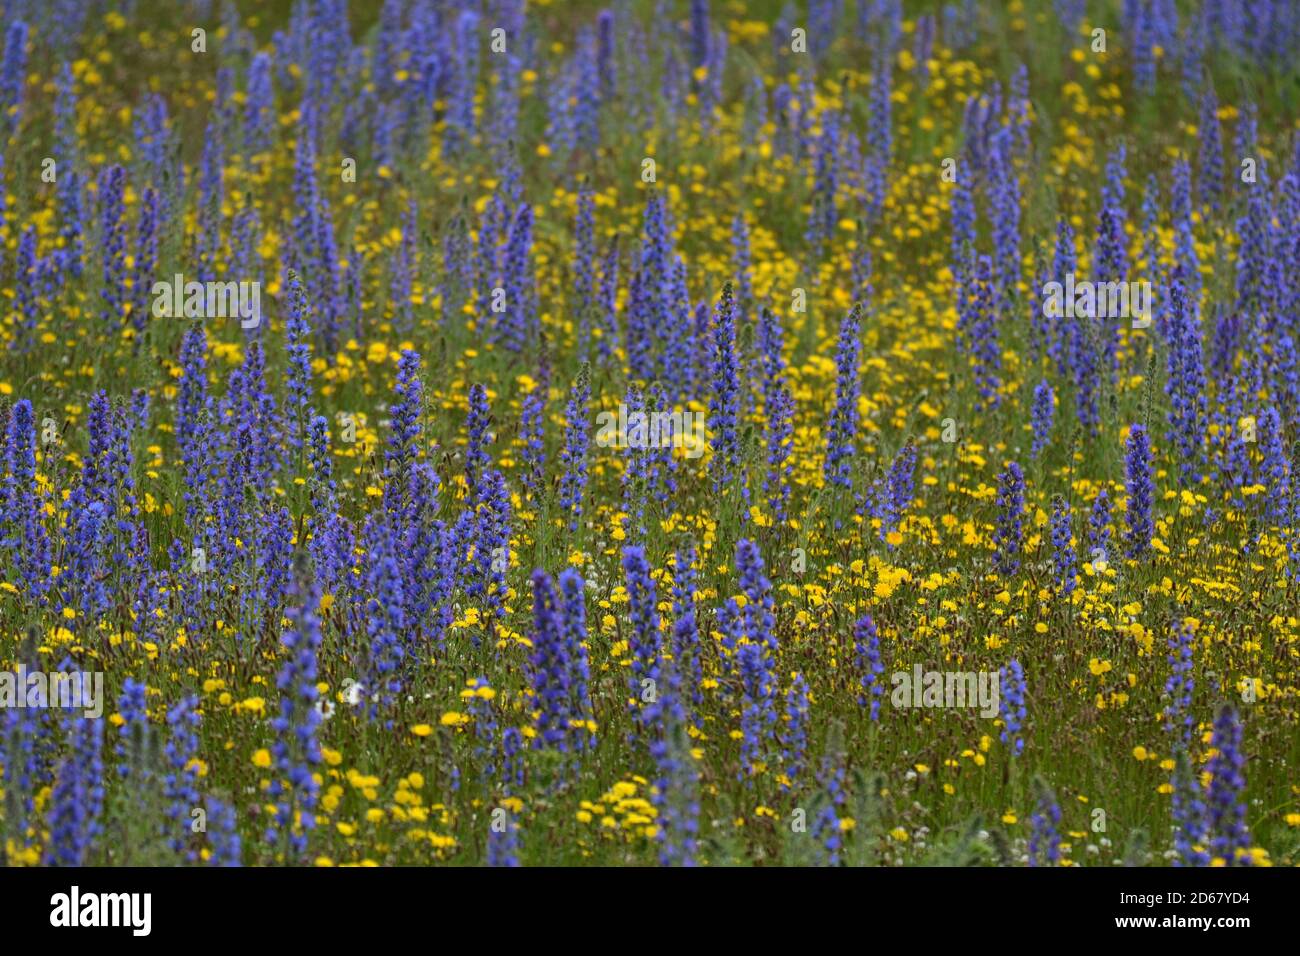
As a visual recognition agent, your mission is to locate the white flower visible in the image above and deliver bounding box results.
[341,679,363,707]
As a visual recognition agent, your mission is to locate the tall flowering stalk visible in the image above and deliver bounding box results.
[471,470,512,645]
[1050,497,1077,598]
[131,187,159,339]
[163,695,201,860]
[736,641,777,781]
[1029,777,1062,867]
[1172,747,1210,867]
[1205,705,1252,866]
[1257,406,1290,528]
[950,161,976,343]
[1088,487,1112,566]
[98,164,127,329]
[496,202,538,354]
[1164,275,1207,486]
[206,798,243,867]
[1030,379,1054,459]
[527,569,595,757]
[45,717,104,867]
[969,254,1003,410]
[757,305,794,522]
[244,51,274,156]
[620,384,651,542]
[115,677,148,779]
[1047,218,1077,376]
[306,414,351,591]
[853,614,884,719]
[284,270,314,450]
[1095,145,1129,377]
[732,212,753,321]
[574,183,597,346]
[558,367,591,532]
[824,304,864,491]
[463,676,501,781]
[519,384,546,499]
[44,665,105,868]
[764,385,795,523]
[999,659,1027,755]
[812,750,848,866]
[708,283,743,496]
[992,462,1025,577]
[1197,83,1223,214]
[4,400,51,600]
[465,383,493,500]
[14,226,37,346]
[267,579,324,861]
[2,680,49,863]
[879,440,917,540]
[487,811,521,867]
[1125,424,1154,559]
[0,21,29,135]
[806,112,840,257]
[780,674,811,790]
[649,666,699,866]
[558,569,596,753]
[671,545,704,714]
[528,570,571,751]
[386,349,424,470]
[734,539,778,779]
[989,127,1021,306]
[622,545,663,743]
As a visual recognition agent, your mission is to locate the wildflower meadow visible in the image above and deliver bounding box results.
[1,0,1299,885]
